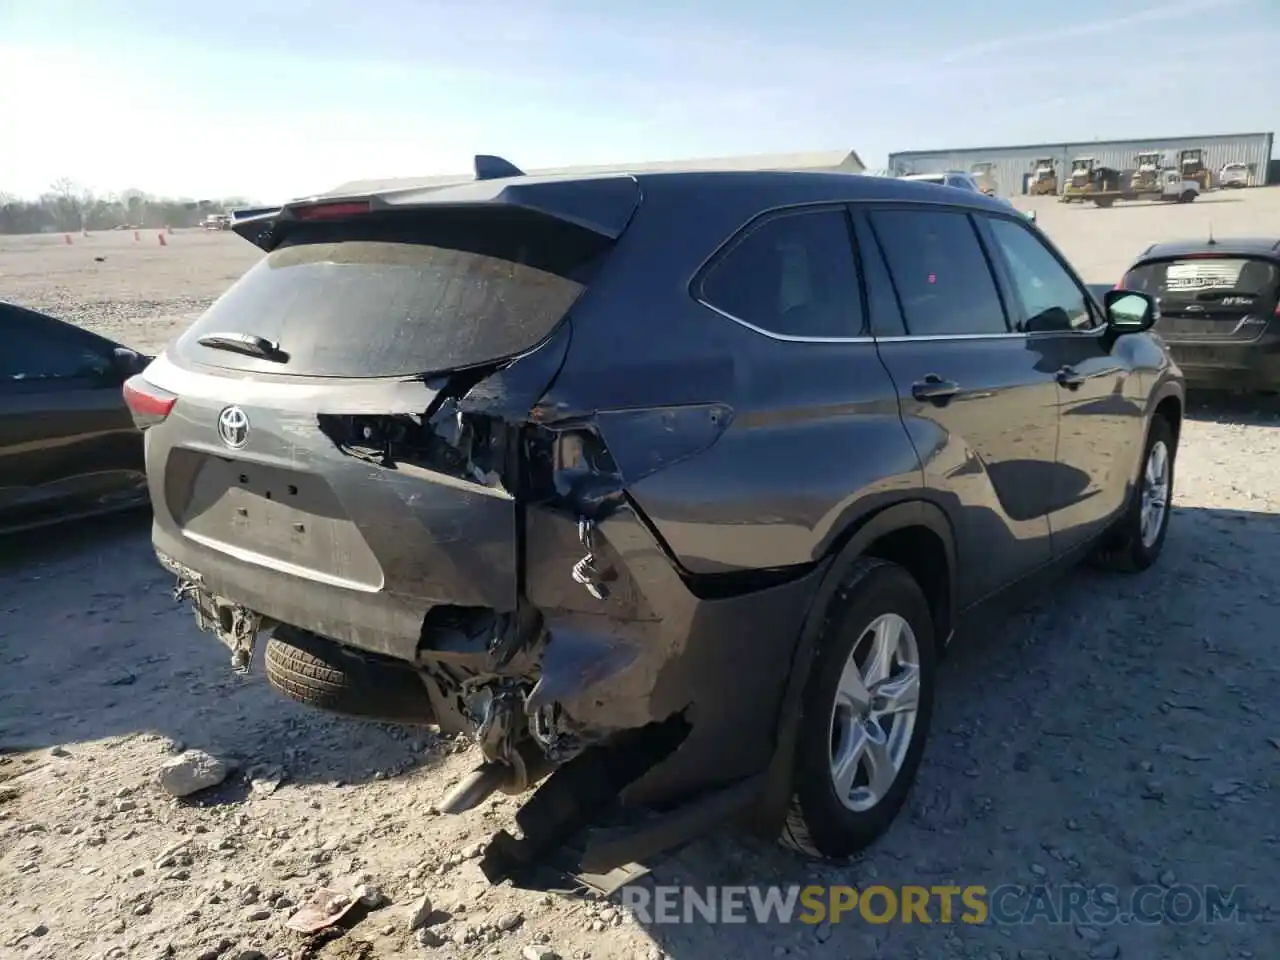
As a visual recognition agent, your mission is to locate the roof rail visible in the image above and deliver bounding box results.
[474,155,525,181]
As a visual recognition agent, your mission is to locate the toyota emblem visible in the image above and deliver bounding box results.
[217,406,250,448]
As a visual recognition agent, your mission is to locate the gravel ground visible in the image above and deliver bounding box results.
[2,191,1279,960]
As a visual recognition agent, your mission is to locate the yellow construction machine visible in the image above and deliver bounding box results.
[1029,157,1058,195]
[1178,149,1211,190]
[1061,158,1133,206]
[1130,152,1164,193]
[1061,157,1097,201]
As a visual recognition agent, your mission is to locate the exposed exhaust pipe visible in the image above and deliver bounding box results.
[438,740,552,814]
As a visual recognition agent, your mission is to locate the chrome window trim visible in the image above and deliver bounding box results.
[693,299,874,343]
[689,197,1117,346]
[697,298,1112,345]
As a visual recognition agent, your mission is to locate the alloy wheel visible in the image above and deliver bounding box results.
[1140,439,1170,549]
[827,613,921,813]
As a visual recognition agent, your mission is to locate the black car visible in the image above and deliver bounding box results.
[124,158,1183,881]
[1,301,151,533]
[1116,237,1280,391]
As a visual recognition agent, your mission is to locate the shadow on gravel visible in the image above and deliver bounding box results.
[1185,389,1280,428]
[621,505,1279,960]
[0,510,447,793]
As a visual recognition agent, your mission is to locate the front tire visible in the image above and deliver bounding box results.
[779,558,937,859]
[1094,415,1176,572]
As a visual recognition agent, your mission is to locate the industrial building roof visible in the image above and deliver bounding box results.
[889,132,1273,159]
[322,149,866,197]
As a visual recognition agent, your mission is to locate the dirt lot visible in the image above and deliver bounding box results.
[3,191,1279,960]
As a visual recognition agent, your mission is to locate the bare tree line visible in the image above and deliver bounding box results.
[0,178,256,235]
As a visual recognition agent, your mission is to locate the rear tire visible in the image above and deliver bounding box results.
[779,558,936,859]
[1092,415,1175,572]
[265,628,436,724]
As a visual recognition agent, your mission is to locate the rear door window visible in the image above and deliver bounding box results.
[173,208,611,378]
[697,207,864,338]
[1121,257,1280,318]
[868,208,1009,336]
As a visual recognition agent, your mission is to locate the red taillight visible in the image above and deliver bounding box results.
[291,200,371,221]
[123,375,176,427]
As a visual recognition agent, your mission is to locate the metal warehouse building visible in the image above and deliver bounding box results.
[888,132,1274,198]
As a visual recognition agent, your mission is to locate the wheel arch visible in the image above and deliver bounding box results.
[750,497,957,836]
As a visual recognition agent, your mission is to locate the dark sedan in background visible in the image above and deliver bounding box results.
[0,301,151,533]
[1115,237,1280,392]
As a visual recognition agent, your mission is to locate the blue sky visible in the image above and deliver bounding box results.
[2,0,1275,202]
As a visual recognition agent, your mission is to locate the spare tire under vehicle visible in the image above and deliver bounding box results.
[265,627,437,724]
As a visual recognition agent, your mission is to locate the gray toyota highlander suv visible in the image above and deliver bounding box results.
[125,158,1183,884]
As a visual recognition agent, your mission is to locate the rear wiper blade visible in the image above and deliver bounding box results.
[196,332,289,362]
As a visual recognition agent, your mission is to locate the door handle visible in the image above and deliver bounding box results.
[911,374,962,404]
[1056,366,1086,389]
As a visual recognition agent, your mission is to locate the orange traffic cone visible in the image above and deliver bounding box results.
[134,230,140,241]
[64,233,72,245]
[158,232,167,246]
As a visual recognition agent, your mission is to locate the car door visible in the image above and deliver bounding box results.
[0,305,146,528]
[977,213,1143,555]
[856,204,1060,606]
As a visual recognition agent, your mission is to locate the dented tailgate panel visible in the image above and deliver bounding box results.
[141,323,572,657]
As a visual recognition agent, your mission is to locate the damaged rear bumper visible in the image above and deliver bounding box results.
[160,495,825,873]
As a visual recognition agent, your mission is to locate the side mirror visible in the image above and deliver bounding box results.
[100,347,146,384]
[1104,290,1157,333]
[1025,210,1037,223]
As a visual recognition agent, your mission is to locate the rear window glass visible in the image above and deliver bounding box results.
[697,207,864,338]
[1122,257,1280,304]
[174,209,610,378]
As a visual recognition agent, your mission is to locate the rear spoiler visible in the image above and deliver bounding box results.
[230,205,286,249]
[231,206,283,222]
[230,155,640,252]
